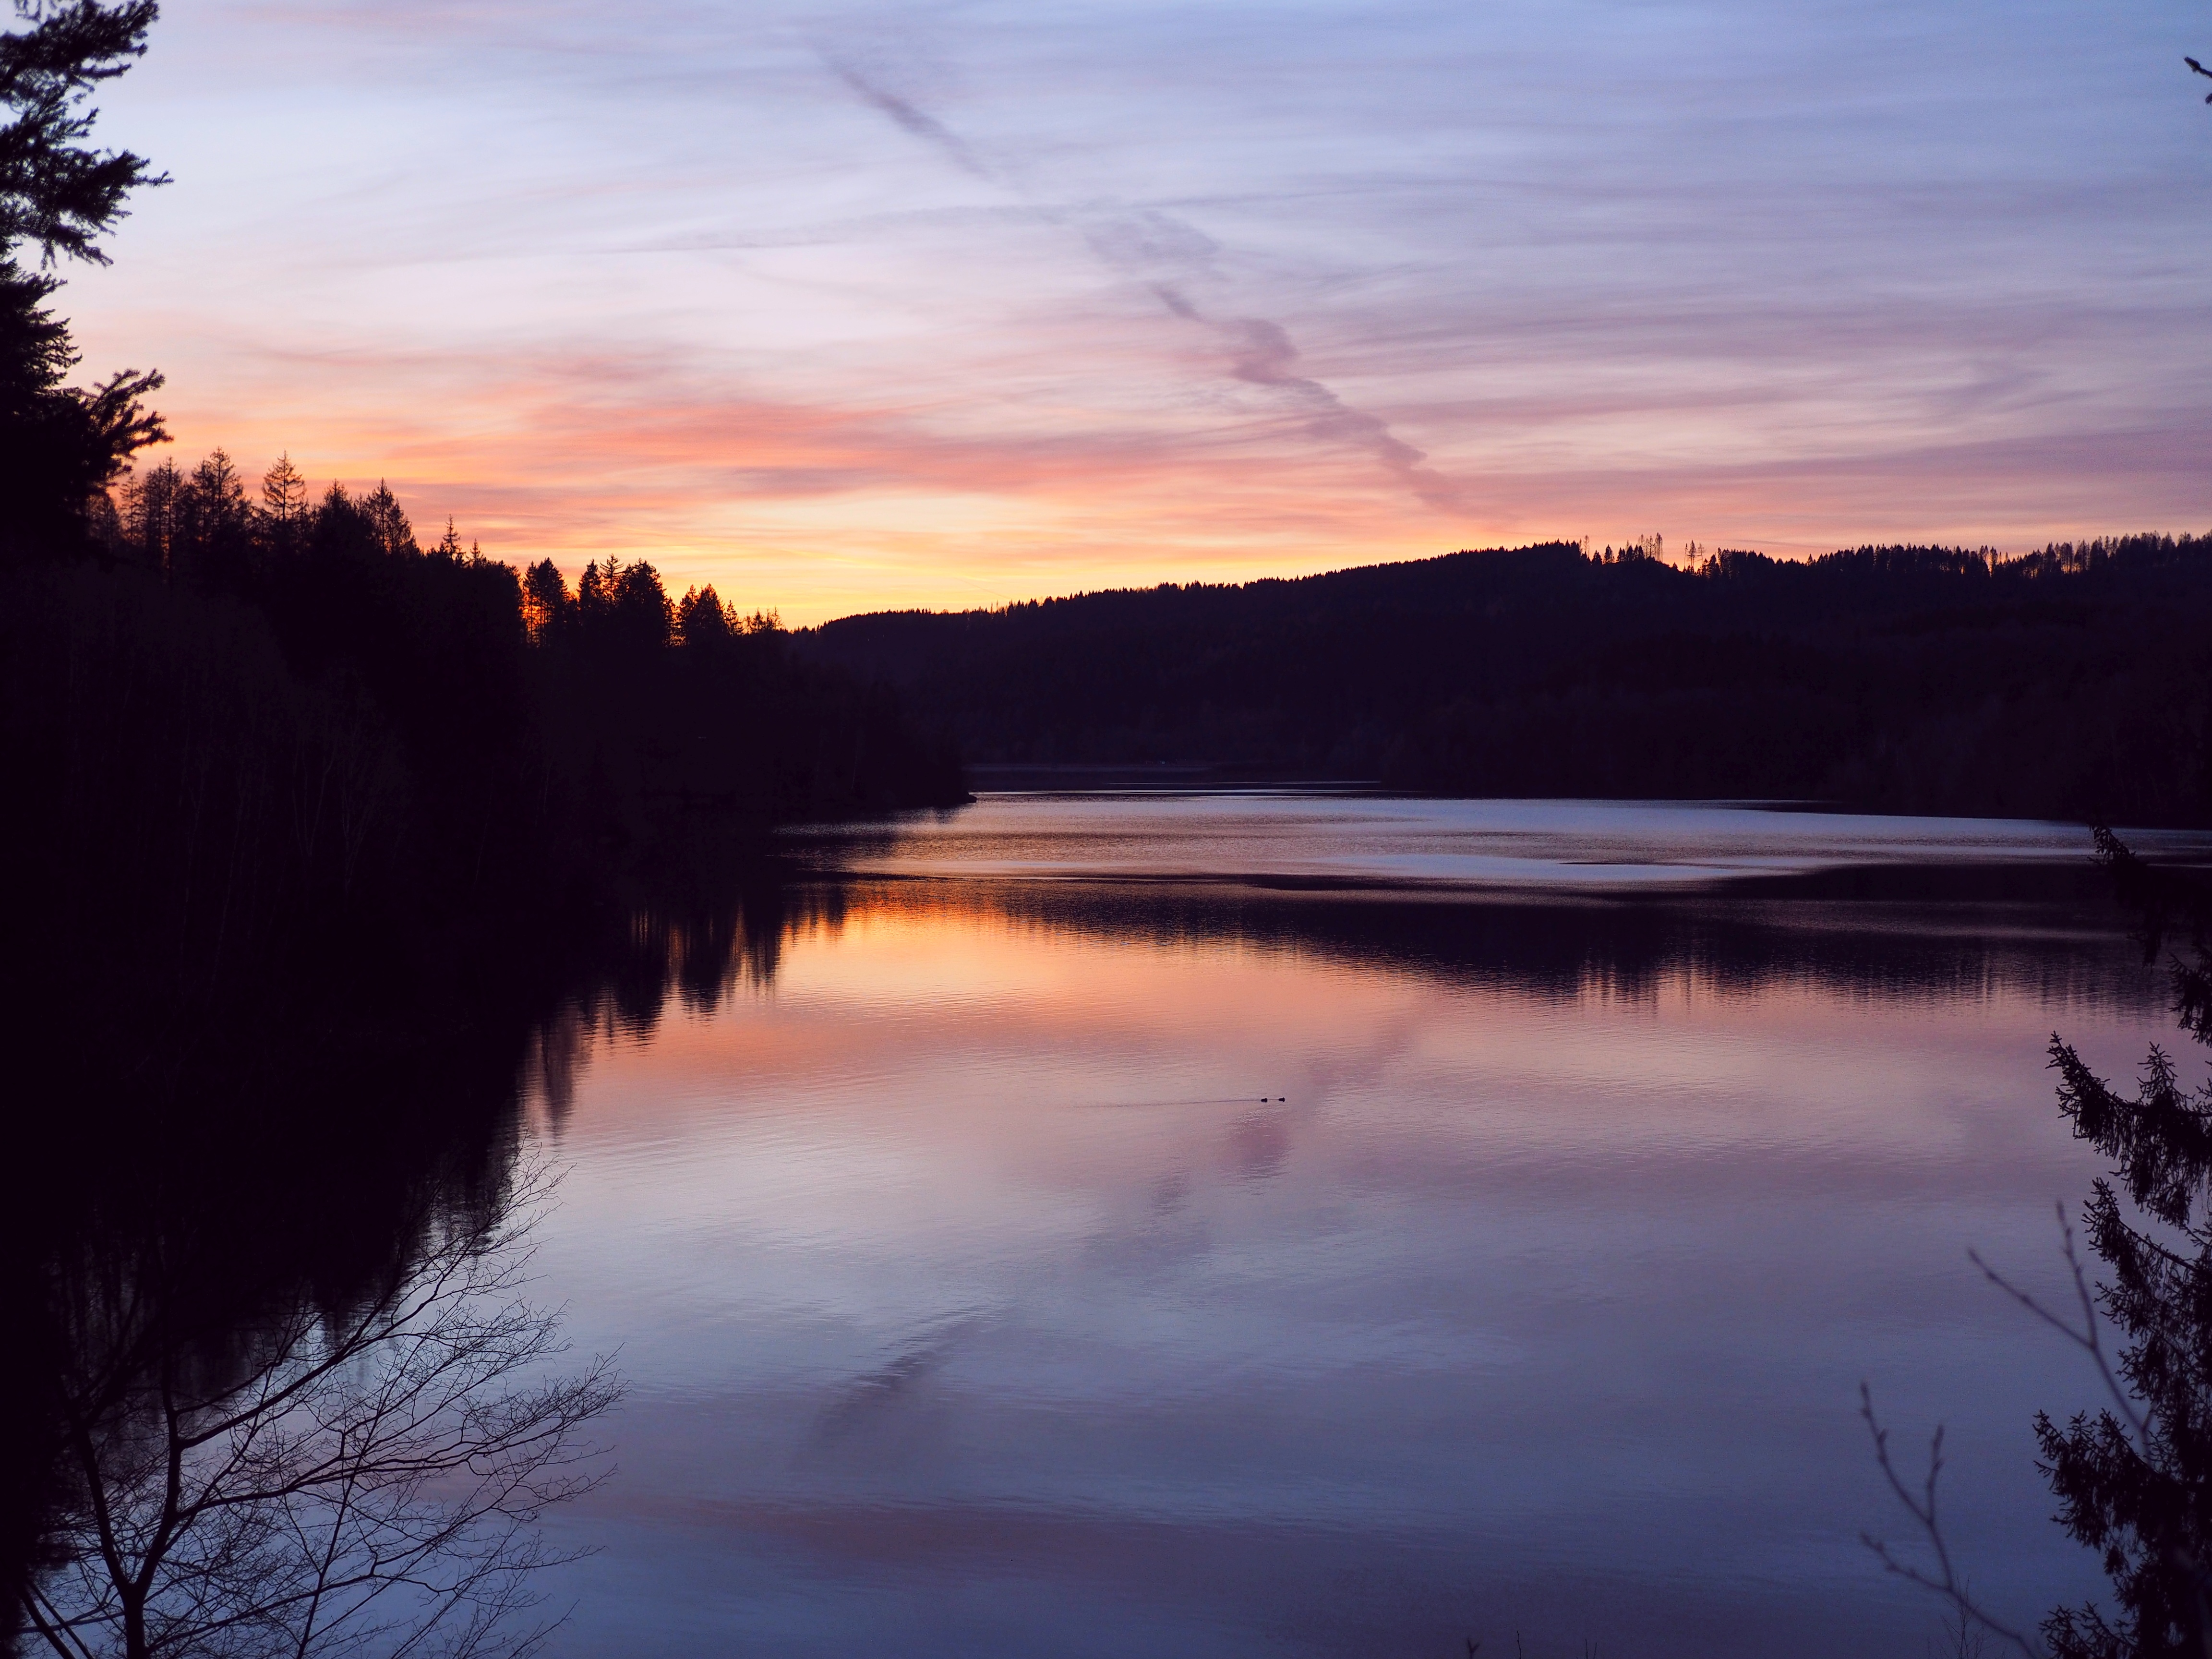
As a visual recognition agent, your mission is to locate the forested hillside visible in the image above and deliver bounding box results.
[0,0,963,1096]
[802,538,2212,824]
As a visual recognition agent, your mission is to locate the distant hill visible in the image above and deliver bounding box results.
[798,537,2212,825]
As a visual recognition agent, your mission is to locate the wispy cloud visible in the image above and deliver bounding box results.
[824,58,992,180]
[823,51,1470,517]
[59,0,2212,619]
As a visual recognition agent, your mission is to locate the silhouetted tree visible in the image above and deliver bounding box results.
[14,1168,620,1659]
[119,454,180,570]
[360,479,416,558]
[307,481,403,563]
[1867,832,2212,1658]
[2020,834,2212,1658]
[0,0,163,260]
[611,561,670,647]
[675,583,733,649]
[255,452,307,554]
[430,517,468,562]
[0,0,167,556]
[571,557,610,642]
[170,446,250,580]
[520,559,572,646]
[573,556,672,653]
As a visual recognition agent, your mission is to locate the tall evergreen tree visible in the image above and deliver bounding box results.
[521,558,572,644]
[255,450,307,553]
[676,583,733,648]
[361,479,415,557]
[119,452,178,567]
[0,0,167,556]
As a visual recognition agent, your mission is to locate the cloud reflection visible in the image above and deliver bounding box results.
[529,857,2174,1655]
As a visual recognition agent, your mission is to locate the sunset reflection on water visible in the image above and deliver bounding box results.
[526,800,2199,1658]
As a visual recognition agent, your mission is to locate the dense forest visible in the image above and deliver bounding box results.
[802,536,2212,824]
[7,457,966,1080]
[0,8,965,1646]
[0,2,962,1092]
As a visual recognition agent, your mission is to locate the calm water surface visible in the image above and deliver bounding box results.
[529,797,2212,1657]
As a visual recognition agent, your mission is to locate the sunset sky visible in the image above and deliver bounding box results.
[62,0,2212,623]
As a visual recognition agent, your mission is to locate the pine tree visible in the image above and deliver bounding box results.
[256,451,307,553]
[521,559,572,644]
[0,1,168,555]
[121,454,180,569]
[361,479,415,557]
[676,584,734,648]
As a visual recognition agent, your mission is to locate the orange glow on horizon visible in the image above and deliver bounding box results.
[65,0,2212,626]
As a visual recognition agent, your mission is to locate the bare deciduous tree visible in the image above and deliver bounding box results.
[14,1177,620,1659]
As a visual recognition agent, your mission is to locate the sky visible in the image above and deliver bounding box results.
[56,0,2212,623]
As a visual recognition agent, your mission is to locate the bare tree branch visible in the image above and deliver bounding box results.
[1860,1384,2040,1658]
[14,1165,622,1659]
[1969,1207,2149,1450]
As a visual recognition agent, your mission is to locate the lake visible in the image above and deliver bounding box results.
[523,795,2208,1658]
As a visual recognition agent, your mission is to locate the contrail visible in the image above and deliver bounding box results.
[1156,282,1466,511]
[821,52,1470,517]
[825,59,991,179]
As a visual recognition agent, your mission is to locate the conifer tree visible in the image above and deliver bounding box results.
[256,451,307,551]
[361,478,415,557]
[0,0,168,554]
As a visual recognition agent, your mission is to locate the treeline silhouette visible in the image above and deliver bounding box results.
[6,451,967,1104]
[0,0,963,1106]
[803,537,2212,824]
[0,13,957,1636]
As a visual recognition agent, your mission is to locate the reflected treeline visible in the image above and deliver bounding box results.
[522,880,856,1123]
[0,847,885,1655]
[817,865,2168,1009]
[4,42,973,1635]
[5,846,2163,1653]
[2,512,965,1102]
[532,859,2174,1038]
[0,970,619,1658]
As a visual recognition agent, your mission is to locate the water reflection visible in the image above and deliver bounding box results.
[3,987,621,1657]
[19,796,2202,1659]
[513,805,2204,1659]
[527,860,2166,1072]
[24,1176,617,1659]
[785,793,2212,889]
